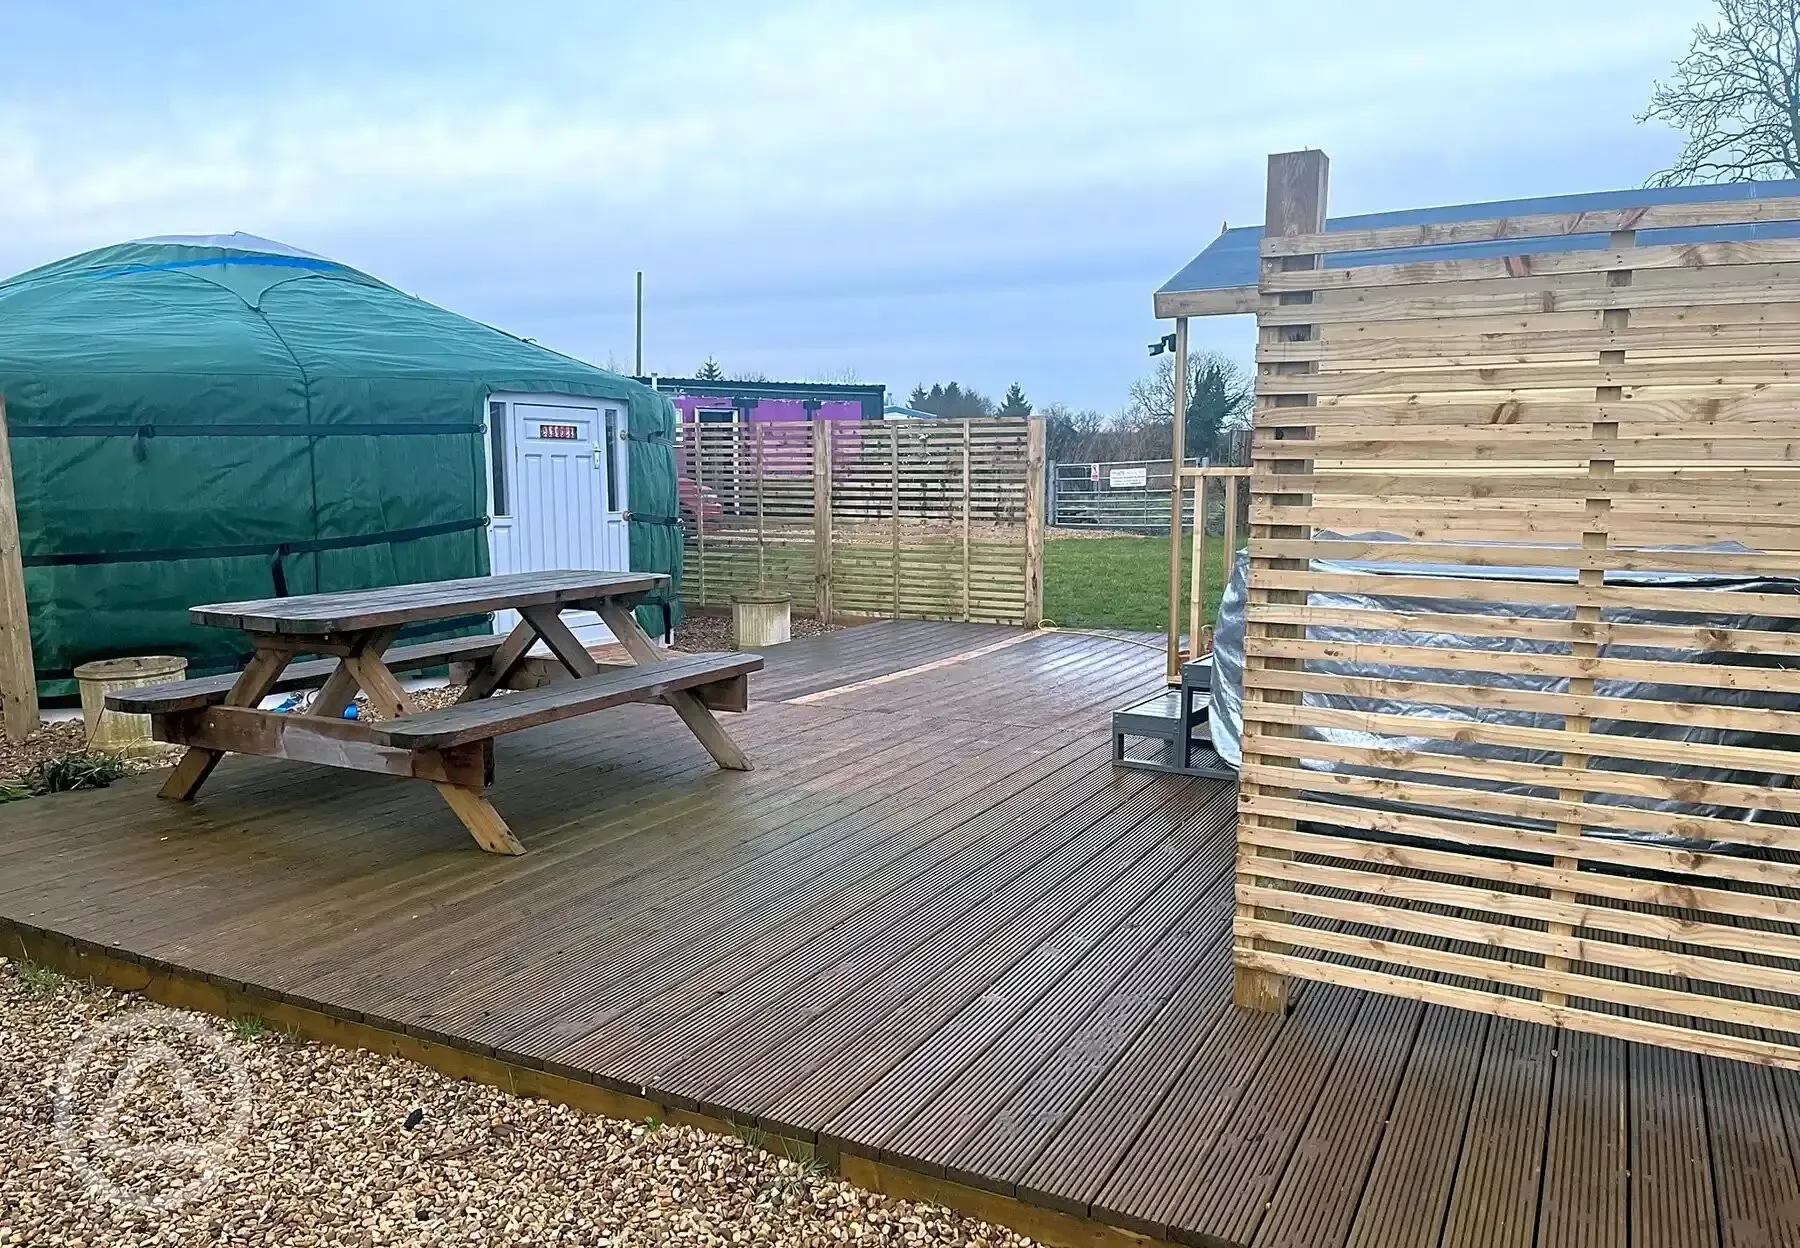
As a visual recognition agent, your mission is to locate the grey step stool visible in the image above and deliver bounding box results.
[1112,656,1230,778]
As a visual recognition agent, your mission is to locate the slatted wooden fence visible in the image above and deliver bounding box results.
[676,418,1044,626]
[1235,150,1800,1069]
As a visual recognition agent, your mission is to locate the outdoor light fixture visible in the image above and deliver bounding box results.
[1148,333,1177,357]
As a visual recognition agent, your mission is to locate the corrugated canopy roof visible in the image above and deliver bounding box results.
[1155,176,1800,318]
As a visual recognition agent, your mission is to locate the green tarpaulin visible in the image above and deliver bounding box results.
[0,234,682,697]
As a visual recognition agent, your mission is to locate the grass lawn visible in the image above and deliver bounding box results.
[1043,535,1237,634]
[680,532,1236,637]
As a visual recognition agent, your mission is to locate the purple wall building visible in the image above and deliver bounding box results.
[639,377,886,426]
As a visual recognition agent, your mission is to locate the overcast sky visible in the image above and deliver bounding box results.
[1,1,1709,410]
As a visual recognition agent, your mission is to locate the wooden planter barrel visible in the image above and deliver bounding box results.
[732,591,792,648]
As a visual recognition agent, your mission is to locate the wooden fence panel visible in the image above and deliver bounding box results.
[1236,156,1800,1069]
[676,419,819,613]
[675,418,1040,626]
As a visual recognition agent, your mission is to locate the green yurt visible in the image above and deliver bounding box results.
[0,233,682,697]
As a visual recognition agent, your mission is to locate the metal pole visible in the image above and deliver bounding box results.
[634,271,644,376]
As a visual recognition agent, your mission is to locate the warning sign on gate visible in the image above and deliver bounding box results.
[1108,466,1148,488]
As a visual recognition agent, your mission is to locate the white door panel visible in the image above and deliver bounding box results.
[485,396,631,645]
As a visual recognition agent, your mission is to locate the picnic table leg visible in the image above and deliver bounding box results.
[591,601,753,772]
[158,647,293,801]
[457,618,539,703]
[307,626,400,719]
[343,646,526,856]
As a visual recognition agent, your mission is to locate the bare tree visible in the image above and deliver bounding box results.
[1124,352,1253,462]
[1642,0,1800,185]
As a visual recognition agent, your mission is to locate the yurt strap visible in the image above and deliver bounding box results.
[24,516,490,597]
[7,422,483,439]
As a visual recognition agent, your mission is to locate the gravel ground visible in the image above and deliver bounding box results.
[675,613,838,654]
[1044,526,1143,541]
[0,719,181,785]
[0,718,91,782]
[0,960,1032,1247]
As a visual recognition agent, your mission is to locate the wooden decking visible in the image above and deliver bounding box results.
[4,619,1800,1247]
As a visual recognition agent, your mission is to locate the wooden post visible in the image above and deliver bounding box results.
[0,399,37,743]
[812,419,833,623]
[1187,472,1206,661]
[1544,231,1633,1006]
[1212,474,1239,656]
[753,420,766,591]
[693,421,708,608]
[961,420,973,623]
[1164,317,1190,684]
[1023,417,1045,628]
[1236,148,1329,1015]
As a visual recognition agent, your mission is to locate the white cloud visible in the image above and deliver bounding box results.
[0,0,1717,406]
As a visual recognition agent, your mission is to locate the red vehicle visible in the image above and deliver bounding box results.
[678,476,723,525]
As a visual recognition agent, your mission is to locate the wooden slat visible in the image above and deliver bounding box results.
[1261,238,1800,292]
[1536,1029,1629,1248]
[373,652,762,749]
[1246,664,1800,739]
[109,635,509,714]
[1630,1045,1718,1248]
[1260,394,1800,427]
[195,570,663,634]
[1254,268,1800,325]
[1263,196,1800,257]
[1253,467,1800,503]
[1244,600,1800,658]
[1438,1018,1557,1248]
[1248,537,1800,578]
[1242,697,1800,779]
[1258,357,1800,396]
[1261,319,1800,364]
[154,705,486,786]
[1343,1006,1489,1248]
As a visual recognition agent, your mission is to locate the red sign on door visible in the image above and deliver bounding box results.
[538,423,580,440]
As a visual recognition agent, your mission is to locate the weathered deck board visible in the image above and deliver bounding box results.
[2,619,1799,1246]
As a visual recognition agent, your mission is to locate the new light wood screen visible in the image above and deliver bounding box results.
[677,418,1043,626]
[679,419,821,614]
[826,418,1040,625]
[1237,192,1800,1069]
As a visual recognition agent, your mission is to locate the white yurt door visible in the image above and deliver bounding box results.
[486,395,630,644]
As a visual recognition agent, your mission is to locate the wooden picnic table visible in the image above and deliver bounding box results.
[110,570,762,855]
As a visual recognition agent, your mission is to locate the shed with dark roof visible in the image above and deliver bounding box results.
[1155,176,1800,318]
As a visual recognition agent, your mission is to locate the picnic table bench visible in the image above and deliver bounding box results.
[108,570,763,855]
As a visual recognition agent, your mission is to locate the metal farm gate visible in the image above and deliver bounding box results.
[675,418,1044,625]
[1049,429,1251,532]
